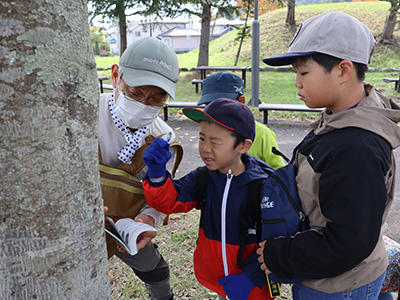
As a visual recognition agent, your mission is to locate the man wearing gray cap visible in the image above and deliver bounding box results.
[99,37,182,300]
[257,12,400,300]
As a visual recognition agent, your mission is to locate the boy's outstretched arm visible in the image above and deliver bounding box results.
[143,137,172,180]
[143,137,197,215]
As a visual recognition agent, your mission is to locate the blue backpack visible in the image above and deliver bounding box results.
[195,149,309,284]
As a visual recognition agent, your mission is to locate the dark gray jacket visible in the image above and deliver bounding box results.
[264,85,400,293]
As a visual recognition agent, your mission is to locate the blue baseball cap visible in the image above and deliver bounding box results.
[197,72,244,106]
[183,98,255,141]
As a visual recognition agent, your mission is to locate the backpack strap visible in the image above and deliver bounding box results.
[237,178,265,269]
[195,166,210,209]
[267,168,309,231]
[272,146,290,164]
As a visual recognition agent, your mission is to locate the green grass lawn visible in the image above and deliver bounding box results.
[95,0,399,123]
[97,68,399,102]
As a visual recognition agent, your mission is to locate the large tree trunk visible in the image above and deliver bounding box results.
[197,1,212,67]
[382,0,399,41]
[0,1,110,299]
[286,0,296,26]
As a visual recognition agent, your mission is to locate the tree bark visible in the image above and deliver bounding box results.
[0,1,110,299]
[286,0,296,26]
[382,0,399,41]
[197,1,212,67]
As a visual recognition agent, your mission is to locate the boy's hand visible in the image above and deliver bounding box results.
[218,272,254,300]
[257,241,272,275]
[143,137,172,179]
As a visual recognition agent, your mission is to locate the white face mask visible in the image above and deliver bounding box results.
[115,93,162,128]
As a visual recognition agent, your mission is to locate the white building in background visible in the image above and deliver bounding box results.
[105,25,119,55]
[159,27,201,54]
[209,18,247,40]
[127,17,188,45]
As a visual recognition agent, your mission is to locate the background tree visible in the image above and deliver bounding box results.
[286,0,296,25]
[380,0,399,43]
[234,0,253,66]
[89,0,156,55]
[154,0,240,67]
[91,26,111,55]
[0,1,110,299]
[257,0,283,14]
[235,0,283,65]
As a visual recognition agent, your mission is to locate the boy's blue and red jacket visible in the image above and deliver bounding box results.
[144,153,273,299]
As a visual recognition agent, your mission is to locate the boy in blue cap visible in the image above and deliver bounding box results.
[142,99,275,300]
[256,12,400,299]
[198,72,285,169]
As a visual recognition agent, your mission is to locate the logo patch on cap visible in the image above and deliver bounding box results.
[142,57,172,71]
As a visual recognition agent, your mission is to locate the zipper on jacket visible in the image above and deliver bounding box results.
[269,172,306,222]
[262,218,286,224]
[221,170,233,277]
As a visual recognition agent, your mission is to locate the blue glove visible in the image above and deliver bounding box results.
[218,272,255,300]
[143,137,172,179]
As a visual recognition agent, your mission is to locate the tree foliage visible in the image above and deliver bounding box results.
[89,0,159,55]
[237,0,282,17]
[91,26,111,55]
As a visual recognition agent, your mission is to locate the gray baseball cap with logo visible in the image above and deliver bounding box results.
[119,37,179,98]
[263,12,375,66]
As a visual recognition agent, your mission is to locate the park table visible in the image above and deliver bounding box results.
[194,66,250,88]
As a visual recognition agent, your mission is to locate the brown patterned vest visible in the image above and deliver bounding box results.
[99,135,183,258]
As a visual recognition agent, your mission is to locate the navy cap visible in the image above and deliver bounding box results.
[197,72,244,106]
[263,51,317,67]
[183,98,255,141]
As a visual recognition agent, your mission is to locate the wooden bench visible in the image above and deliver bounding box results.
[191,79,203,93]
[383,77,400,92]
[98,76,109,93]
[102,84,113,91]
[163,101,205,121]
[259,103,324,124]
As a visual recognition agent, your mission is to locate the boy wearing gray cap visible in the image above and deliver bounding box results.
[99,37,182,300]
[256,12,400,299]
[198,72,285,170]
